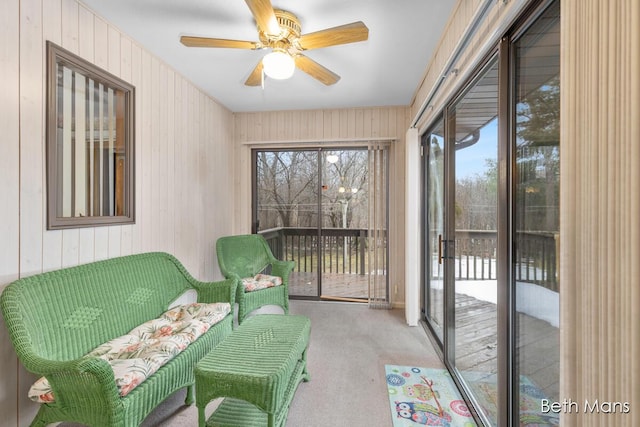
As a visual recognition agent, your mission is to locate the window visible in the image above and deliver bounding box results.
[46,41,135,229]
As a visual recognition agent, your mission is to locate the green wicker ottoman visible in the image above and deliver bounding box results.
[195,314,311,427]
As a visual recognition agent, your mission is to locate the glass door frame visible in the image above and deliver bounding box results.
[444,51,510,427]
[419,50,509,427]
[419,1,559,425]
[507,0,561,421]
[251,146,389,303]
[419,51,508,425]
[421,115,445,349]
[251,148,322,300]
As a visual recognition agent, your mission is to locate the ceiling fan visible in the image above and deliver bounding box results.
[180,0,369,86]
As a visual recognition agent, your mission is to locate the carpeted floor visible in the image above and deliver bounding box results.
[130,300,444,427]
[58,300,442,426]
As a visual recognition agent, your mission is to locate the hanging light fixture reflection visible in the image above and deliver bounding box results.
[326,154,339,164]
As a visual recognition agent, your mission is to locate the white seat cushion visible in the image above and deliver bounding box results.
[241,274,283,292]
[28,302,231,403]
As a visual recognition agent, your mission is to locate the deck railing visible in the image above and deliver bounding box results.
[514,230,559,291]
[260,227,382,276]
[450,230,559,291]
[261,227,558,292]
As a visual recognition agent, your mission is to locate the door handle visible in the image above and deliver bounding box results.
[438,234,443,265]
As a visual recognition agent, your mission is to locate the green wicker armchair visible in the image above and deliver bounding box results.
[216,234,295,324]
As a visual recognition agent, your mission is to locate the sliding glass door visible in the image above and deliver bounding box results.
[254,147,389,304]
[255,150,321,297]
[449,57,500,425]
[420,1,560,425]
[513,1,560,421]
[422,119,445,341]
[320,149,371,302]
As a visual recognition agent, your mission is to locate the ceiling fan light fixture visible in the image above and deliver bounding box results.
[263,49,295,80]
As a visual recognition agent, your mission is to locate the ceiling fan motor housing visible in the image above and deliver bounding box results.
[259,9,301,44]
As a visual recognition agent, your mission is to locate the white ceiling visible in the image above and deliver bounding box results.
[80,0,457,113]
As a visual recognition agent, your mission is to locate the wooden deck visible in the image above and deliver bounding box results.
[289,271,372,300]
[289,273,559,401]
[454,294,559,400]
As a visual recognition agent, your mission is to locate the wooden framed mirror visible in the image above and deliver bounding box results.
[46,41,135,229]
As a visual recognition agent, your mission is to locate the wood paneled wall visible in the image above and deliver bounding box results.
[0,1,20,425]
[560,0,640,425]
[0,0,235,424]
[234,107,409,307]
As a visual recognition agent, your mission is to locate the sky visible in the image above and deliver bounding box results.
[455,117,498,180]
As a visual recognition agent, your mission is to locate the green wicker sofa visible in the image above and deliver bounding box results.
[0,252,237,427]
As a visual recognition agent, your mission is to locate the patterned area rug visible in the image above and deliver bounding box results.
[385,365,560,426]
[385,365,476,426]
[462,372,560,426]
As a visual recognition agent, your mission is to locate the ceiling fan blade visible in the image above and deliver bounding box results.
[180,36,258,50]
[298,21,369,50]
[245,60,264,86]
[294,55,340,86]
[244,0,280,37]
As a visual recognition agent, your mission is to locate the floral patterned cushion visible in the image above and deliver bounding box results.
[28,302,231,403]
[241,274,283,292]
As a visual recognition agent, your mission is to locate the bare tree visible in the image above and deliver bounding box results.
[257,151,318,229]
[321,150,369,229]
[256,149,372,231]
